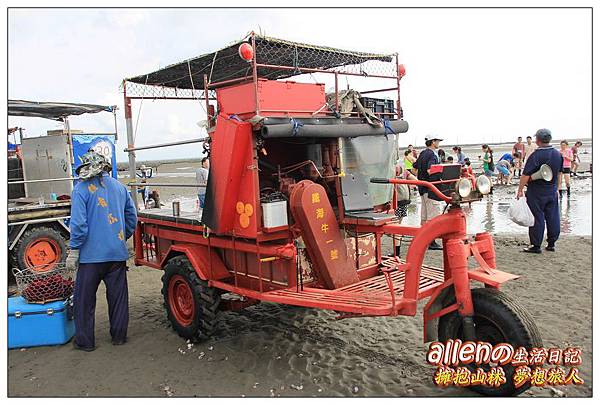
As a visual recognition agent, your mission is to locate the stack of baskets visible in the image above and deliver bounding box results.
[12,263,75,304]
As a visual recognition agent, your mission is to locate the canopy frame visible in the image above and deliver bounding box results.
[121,32,404,208]
[8,99,119,167]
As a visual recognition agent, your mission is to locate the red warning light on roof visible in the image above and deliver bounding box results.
[399,64,406,78]
[238,43,254,62]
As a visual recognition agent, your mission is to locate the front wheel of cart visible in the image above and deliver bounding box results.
[438,287,543,396]
[161,256,220,342]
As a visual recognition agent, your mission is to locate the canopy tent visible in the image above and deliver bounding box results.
[125,34,396,90]
[8,100,115,121]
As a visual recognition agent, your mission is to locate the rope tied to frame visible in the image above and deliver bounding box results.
[208,50,219,84]
[132,75,149,144]
[187,60,207,114]
[292,45,300,75]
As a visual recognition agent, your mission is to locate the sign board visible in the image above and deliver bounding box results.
[71,134,117,179]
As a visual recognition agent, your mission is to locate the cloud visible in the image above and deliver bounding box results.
[8,8,591,162]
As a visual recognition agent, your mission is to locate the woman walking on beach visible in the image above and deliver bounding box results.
[393,160,416,256]
[481,145,495,177]
[571,141,583,176]
[481,145,495,194]
[558,140,573,198]
[512,151,523,179]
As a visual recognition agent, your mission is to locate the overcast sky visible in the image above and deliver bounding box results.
[8,8,591,162]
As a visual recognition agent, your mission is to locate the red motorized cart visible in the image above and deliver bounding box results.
[123,33,541,396]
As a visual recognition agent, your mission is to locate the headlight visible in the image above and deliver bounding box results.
[476,175,492,195]
[456,178,473,198]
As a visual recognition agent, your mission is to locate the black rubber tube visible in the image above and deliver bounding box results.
[369,177,390,184]
[260,120,409,138]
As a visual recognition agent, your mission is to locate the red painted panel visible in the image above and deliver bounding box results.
[202,114,254,235]
[257,80,326,116]
[232,137,260,238]
[161,244,230,281]
[217,79,327,119]
[222,249,292,287]
[216,82,256,117]
[290,180,360,289]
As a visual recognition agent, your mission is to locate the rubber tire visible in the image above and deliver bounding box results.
[438,287,543,396]
[13,226,67,270]
[161,256,220,342]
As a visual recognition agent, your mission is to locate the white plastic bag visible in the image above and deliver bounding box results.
[508,197,535,227]
[396,183,411,203]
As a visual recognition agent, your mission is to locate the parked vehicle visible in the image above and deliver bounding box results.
[123,33,541,396]
[8,100,117,271]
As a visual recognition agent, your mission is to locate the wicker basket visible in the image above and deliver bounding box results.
[12,263,76,304]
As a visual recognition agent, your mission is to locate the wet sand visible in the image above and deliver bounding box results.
[122,166,593,236]
[8,235,592,397]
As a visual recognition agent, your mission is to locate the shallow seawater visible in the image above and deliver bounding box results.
[162,176,592,237]
[401,176,592,236]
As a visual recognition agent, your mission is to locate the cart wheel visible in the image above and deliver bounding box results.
[13,226,67,271]
[161,256,220,342]
[438,287,542,396]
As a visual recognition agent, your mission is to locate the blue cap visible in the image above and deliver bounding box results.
[535,128,552,143]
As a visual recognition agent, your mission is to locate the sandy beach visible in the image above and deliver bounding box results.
[8,233,592,397]
[9,145,593,398]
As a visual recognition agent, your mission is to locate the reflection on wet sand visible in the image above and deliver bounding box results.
[403,176,591,236]
[158,177,592,237]
[559,198,572,235]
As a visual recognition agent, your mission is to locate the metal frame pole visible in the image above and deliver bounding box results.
[113,106,119,141]
[124,82,139,209]
[203,74,211,128]
[251,32,260,116]
[123,137,208,152]
[65,117,74,165]
[8,177,75,185]
[334,72,339,114]
[395,53,402,119]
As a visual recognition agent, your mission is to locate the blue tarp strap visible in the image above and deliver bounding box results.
[383,119,395,135]
[290,118,304,136]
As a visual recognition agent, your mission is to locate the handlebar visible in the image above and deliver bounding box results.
[370,177,453,203]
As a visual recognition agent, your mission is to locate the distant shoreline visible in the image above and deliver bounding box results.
[116,157,202,171]
[116,137,592,170]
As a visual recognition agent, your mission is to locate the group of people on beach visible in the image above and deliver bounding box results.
[479,137,583,197]
[395,131,586,253]
[402,135,584,198]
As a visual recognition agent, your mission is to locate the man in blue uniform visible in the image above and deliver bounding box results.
[66,151,138,351]
[516,129,562,253]
[415,136,443,250]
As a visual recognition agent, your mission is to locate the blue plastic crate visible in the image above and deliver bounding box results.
[8,296,74,349]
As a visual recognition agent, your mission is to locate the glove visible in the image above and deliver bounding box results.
[65,249,79,272]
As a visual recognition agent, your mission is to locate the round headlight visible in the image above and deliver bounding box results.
[456,178,472,198]
[476,175,492,195]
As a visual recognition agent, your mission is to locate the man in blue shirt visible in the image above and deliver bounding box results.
[66,151,138,351]
[415,136,443,250]
[516,129,562,254]
[499,152,514,164]
[497,152,520,184]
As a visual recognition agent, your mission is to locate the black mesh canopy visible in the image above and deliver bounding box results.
[8,100,115,121]
[125,34,396,90]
